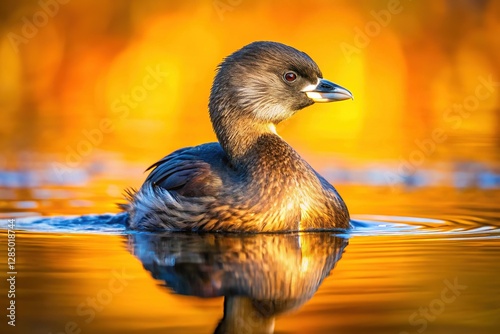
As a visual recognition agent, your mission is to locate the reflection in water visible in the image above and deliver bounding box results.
[129,232,348,333]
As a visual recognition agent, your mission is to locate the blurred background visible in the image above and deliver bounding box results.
[0,0,499,215]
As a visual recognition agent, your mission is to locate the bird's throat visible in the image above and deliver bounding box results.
[214,116,280,165]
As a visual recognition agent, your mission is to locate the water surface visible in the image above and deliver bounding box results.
[1,174,499,333]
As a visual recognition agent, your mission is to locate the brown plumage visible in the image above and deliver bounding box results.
[123,41,353,232]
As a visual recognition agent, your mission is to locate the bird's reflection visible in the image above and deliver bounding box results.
[128,232,348,333]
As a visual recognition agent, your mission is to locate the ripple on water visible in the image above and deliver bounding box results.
[350,214,500,239]
[0,213,129,234]
[0,212,498,239]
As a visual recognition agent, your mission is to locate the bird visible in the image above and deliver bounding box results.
[122,41,353,232]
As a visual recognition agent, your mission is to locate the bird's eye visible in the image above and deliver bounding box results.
[284,71,297,82]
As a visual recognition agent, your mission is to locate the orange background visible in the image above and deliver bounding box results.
[0,0,498,172]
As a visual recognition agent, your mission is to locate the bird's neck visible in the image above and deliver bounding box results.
[214,115,280,164]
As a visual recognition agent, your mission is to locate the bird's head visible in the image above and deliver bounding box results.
[209,41,353,125]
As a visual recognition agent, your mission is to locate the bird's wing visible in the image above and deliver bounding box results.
[144,143,228,197]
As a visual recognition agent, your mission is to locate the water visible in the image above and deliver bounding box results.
[0,164,499,334]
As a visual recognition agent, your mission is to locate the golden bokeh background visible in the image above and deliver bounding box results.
[0,0,499,179]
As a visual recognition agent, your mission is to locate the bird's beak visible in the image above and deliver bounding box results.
[301,78,353,102]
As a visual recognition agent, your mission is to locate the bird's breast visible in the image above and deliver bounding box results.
[243,147,328,230]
